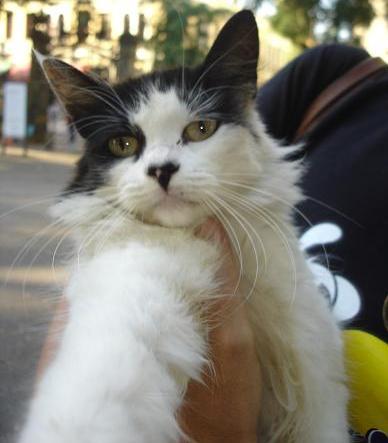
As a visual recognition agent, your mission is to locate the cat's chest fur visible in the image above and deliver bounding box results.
[20,226,222,443]
[70,222,222,307]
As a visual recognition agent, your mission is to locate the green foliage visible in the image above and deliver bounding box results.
[150,0,229,69]
[329,0,374,30]
[270,0,375,48]
[271,0,317,48]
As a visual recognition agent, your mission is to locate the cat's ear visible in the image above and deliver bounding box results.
[201,10,259,94]
[36,52,111,138]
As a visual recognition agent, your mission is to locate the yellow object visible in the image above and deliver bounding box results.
[344,329,388,435]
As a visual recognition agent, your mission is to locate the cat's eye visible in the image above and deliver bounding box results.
[183,120,218,142]
[108,136,139,158]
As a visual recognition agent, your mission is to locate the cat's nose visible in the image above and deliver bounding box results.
[147,162,180,191]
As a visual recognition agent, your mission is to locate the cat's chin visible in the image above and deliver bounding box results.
[140,203,208,229]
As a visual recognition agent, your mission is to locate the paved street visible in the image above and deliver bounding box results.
[0,148,78,442]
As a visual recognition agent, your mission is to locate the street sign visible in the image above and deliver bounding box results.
[2,81,28,139]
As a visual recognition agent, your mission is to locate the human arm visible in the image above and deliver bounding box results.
[178,219,261,443]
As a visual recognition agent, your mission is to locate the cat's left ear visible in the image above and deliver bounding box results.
[201,10,259,95]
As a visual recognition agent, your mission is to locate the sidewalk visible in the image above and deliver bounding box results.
[1,145,80,166]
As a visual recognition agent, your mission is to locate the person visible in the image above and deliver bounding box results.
[257,44,388,442]
[38,44,388,443]
[257,44,387,342]
[179,44,388,443]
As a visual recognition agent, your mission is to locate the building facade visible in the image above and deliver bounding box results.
[0,0,297,147]
[0,0,156,82]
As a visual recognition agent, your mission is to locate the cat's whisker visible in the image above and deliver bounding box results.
[69,114,123,126]
[215,178,331,273]
[190,84,246,105]
[212,188,269,276]
[301,194,362,227]
[189,85,247,120]
[204,191,261,304]
[116,186,146,208]
[216,177,322,229]
[214,186,298,306]
[69,122,122,141]
[21,204,111,300]
[189,90,222,117]
[101,80,129,117]
[67,82,128,117]
[77,122,127,142]
[75,219,106,268]
[0,193,64,222]
[216,178,314,235]
[50,222,82,283]
[21,223,74,301]
[218,195,265,290]
[4,218,66,291]
[5,194,114,296]
[94,209,127,255]
[73,198,128,264]
[200,197,244,298]
[71,117,125,135]
[170,4,186,100]
[195,198,246,333]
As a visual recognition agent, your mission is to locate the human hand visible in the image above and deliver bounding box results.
[178,219,262,443]
[37,219,262,443]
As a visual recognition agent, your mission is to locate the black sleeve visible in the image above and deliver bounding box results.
[256,44,369,144]
[256,44,388,341]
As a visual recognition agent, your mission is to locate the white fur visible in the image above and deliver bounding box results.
[19,88,349,443]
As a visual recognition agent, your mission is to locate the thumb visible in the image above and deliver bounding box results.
[195,218,233,254]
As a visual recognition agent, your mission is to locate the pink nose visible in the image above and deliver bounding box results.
[147,162,180,191]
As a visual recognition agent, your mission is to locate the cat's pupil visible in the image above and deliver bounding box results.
[199,122,206,133]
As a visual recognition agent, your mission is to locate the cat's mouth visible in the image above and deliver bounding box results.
[156,193,197,210]
[134,192,207,228]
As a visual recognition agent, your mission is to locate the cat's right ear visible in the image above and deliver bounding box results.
[200,10,259,96]
[36,52,110,138]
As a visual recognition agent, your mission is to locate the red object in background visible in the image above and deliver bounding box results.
[7,65,30,82]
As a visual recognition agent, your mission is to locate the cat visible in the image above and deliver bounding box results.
[18,10,349,443]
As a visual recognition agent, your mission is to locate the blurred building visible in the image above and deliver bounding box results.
[0,0,297,82]
[0,0,158,144]
[0,0,297,147]
[0,0,156,82]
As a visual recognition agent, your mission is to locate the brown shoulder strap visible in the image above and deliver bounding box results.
[293,57,387,142]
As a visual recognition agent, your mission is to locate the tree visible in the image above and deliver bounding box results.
[271,0,317,48]
[150,0,229,70]
[268,0,375,48]
[321,0,375,43]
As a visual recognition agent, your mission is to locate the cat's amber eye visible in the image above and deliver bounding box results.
[183,120,218,142]
[108,136,139,158]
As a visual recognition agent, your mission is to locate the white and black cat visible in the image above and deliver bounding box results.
[19,11,349,443]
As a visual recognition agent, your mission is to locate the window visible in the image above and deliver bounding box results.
[77,11,90,43]
[96,14,110,40]
[6,11,13,39]
[26,14,34,38]
[58,14,66,40]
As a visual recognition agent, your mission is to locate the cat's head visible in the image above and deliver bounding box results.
[41,11,293,229]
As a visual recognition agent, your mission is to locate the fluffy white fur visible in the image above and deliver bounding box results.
[19,87,349,443]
